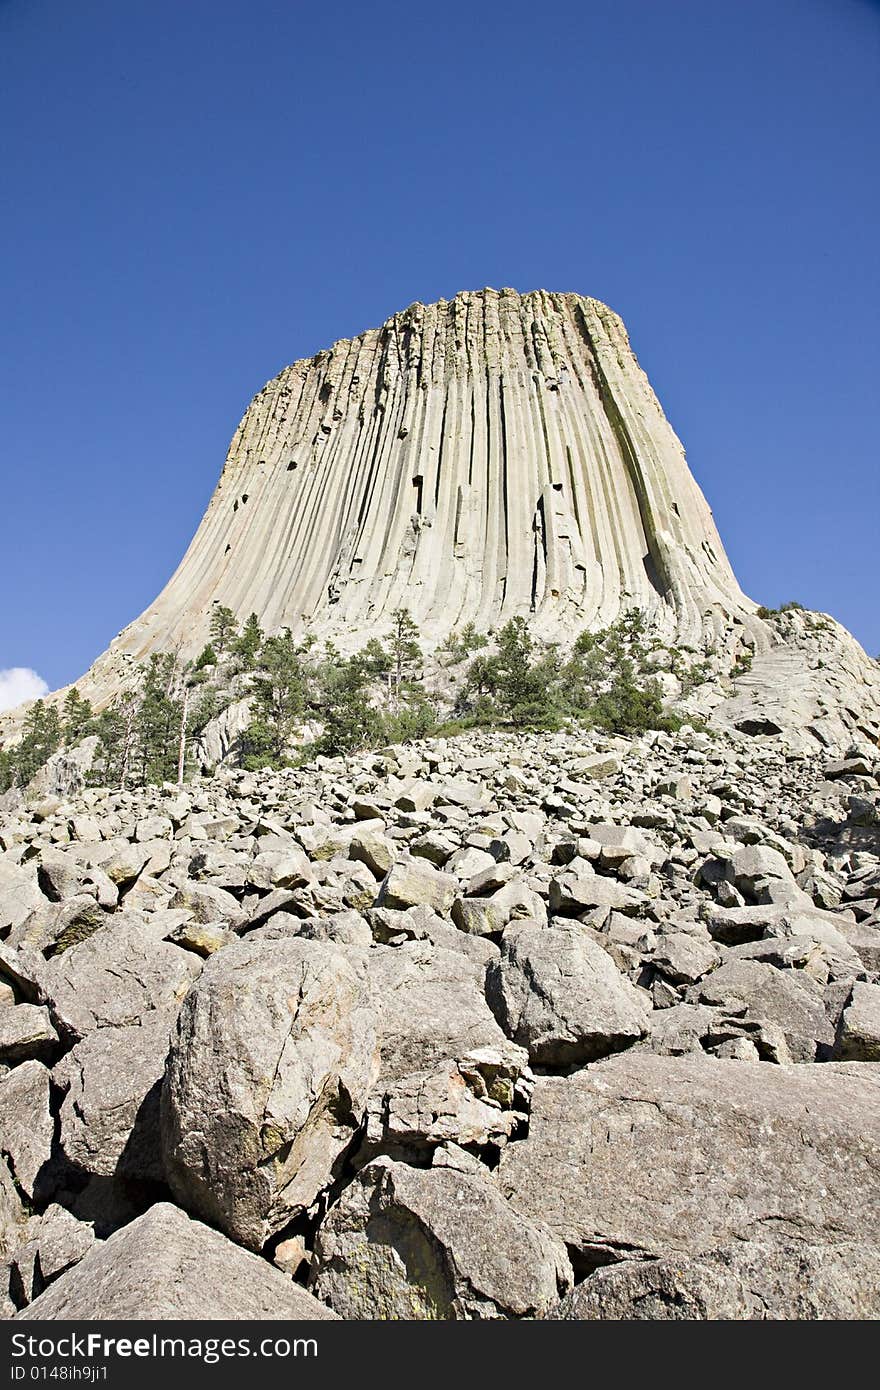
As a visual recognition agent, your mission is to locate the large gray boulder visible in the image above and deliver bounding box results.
[499,1054,880,1266]
[2,1205,96,1313]
[162,936,379,1250]
[376,857,457,914]
[0,1004,58,1064]
[53,1014,174,1183]
[16,1203,337,1320]
[8,894,108,957]
[311,1158,571,1319]
[367,941,511,1082]
[0,1062,53,1201]
[38,919,201,1041]
[486,920,650,1065]
[720,844,803,905]
[834,982,880,1061]
[689,958,832,1061]
[0,1160,25,1259]
[551,1241,880,1320]
[0,863,44,935]
[359,1046,528,1165]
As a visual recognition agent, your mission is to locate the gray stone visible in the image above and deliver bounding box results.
[348,831,395,879]
[486,920,650,1066]
[53,1014,173,1182]
[0,863,44,935]
[0,1160,24,1260]
[0,1063,53,1200]
[99,841,152,890]
[3,1205,96,1311]
[376,856,457,914]
[652,931,720,985]
[549,873,646,916]
[721,844,803,905]
[166,919,235,956]
[834,982,880,1061]
[169,881,245,930]
[367,941,510,1083]
[369,905,499,968]
[16,1203,337,1320]
[312,1158,571,1319]
[499,1054,880,1264]
[162,935,378,1250]
[360,1050,527,1164]
[39,919,201,1041]
[0,1004,58,1063]
[552,1241,880,1320]
[8,894,108,957]
[690,958,832,1062]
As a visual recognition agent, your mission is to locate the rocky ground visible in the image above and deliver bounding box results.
[1,719,879,1320]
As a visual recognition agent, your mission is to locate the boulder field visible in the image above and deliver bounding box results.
[0,721,878,1319]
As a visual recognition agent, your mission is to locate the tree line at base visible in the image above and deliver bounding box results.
[0,604,711,794]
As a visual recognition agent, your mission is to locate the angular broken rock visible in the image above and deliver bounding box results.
[166,919,235,957]
[368,905,500,968]
[38,919,201,1041]
[0,1062,53,1201]
[720,845,805,906]
[651,930,719,985]
[486,920,650,1066]
[3,1205,96,1313]
[376,856,457,914]
[162,935,379,1249]
[8,894,108,957]
[549,873,645,917]
[551,1240,880,1320]
[499,1054,880,1265]
[16,1203,337,1320]
[311,1158,571,1319]
[169,881,246,930]
[0,1160,25,1260]
[0,1004,58,1064]
[367,941,511,1083]
[98,841,152,890]
[689,957,832,1062]
[0,863,45,934]
[53,1013,173,1183]
[359,1045,529,1164]
[833,982,880,1061]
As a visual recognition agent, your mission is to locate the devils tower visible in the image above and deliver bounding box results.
[83,289,759,698]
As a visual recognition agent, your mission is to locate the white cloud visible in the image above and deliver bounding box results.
[0,667,50,713]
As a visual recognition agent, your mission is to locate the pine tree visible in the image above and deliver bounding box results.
[91,704,127,787]
[315,657,381,755]
[61,687,94,746]
[388,608,422,707]
[135,654,184,785]
[209,604,238,655]
[241,629,304,768]
[459,618,561,728]
[233,613,264,668]
[359,637,392,676]
[193,643,217,671]
[14,700,62,784]
[0,748,13,794]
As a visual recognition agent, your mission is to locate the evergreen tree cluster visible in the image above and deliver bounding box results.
[0,604,693,794]
[0,687,96,792]
[455,608,684,735]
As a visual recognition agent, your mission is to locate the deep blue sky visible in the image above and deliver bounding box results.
[1,0,878,695]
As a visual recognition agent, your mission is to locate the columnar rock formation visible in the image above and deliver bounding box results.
[92,289,758,690]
